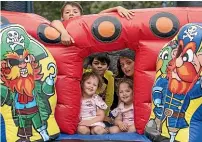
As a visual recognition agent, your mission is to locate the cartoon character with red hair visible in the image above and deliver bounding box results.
[146,23,202,142]
[0,24,57,142]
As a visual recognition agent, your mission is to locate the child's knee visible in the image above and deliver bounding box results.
[109,126,120,134]
[77,126,90,135]
[93,126,106,135]
[128,125,136,133]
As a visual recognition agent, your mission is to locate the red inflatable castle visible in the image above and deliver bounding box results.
[1,7,202,138]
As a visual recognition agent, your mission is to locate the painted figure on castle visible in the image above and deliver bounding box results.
[146,23,202,142]
[0,24,57,142]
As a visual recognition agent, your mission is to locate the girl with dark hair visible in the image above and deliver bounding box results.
[116,49,135,79]
[110,49,135,110]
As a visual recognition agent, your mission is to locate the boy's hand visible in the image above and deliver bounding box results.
[61,31,75,46]
[118,122,129,131]
[117,6,135,20]
[79,120,92,126]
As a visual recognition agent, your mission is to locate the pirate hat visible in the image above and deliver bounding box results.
[178,23,202,53]
[0,24,48,61]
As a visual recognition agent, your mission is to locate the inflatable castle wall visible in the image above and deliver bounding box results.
[1,7,202,142]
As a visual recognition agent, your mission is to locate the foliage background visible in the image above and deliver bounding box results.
[34,1,174,21]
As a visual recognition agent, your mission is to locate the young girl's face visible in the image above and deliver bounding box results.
[62,5,81,20]
[83,76,99,97]
[119,82,133,104]
[120,57,134,77]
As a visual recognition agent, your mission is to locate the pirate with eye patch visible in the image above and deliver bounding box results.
[7,49,30,67]
[147,23,202,142]
[1,24,57,142]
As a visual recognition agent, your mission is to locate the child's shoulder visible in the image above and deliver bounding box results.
[104,70,114,78]
[92,94,101,100]
[92,94,108,110]
[118,102,134,110]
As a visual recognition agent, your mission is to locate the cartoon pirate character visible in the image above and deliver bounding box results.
[146,40,178,133]
[150,24,202,142]
[0,25,57,142]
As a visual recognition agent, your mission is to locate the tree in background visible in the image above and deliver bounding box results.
[34,1,174,21]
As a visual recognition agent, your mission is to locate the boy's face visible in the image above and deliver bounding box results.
[92,58,109,76]
[62,5,81,20]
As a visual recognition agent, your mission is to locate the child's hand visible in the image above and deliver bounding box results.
[118,122,129,132]
[79,120,92,126]
[116,6,135,20]
[61,31,75,46]
[104,116,113,124]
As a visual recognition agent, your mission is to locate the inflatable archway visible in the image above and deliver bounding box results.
[1,7,202,141]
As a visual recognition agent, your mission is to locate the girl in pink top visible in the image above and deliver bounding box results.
[77,72,108,135]
[109,78,136,133]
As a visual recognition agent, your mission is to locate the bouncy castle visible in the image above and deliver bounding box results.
[1,4,202,142]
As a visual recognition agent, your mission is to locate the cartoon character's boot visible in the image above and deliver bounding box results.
[145,118,162,138]
[154,117,162,132]
[146,119,157,129]
[37,125,49,141]
[16,138,30,142]
[16,127,32,142]
[169,132,176,142]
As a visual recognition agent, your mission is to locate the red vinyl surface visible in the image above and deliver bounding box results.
[1,7,202,135]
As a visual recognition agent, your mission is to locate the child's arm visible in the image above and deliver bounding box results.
[99,6,135,20]
[104,71,114,116]
[79,109,105,126]
[91,109,105,124]
[114,113,122,126]
[114,113,129,132]
[51,20,75,46]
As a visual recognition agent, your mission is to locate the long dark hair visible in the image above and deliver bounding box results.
[115,49,135,78]
[116,58,125,78]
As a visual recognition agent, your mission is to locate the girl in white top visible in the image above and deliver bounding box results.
[77,72,108,135]
[109,78,136,133]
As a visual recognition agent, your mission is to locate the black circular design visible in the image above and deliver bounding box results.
[37,24,61,44]
[92,16,122,43]
[1,16,10,25]
[149,12,179,38]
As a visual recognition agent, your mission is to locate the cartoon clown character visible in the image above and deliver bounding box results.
[0,24,57,142]
[146,40,178,133]
[149,23,202,142]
